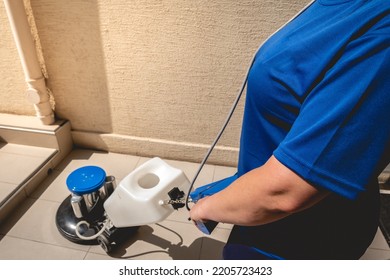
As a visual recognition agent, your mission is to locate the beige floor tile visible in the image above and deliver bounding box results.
[0,198,91,252]
[0,189,27,224]
[200,226,231,260]
[0,236,87,260]
[87,151,141,182]
[0,143,56,158]
[54,149,140,182]
[165,159,215,188]
[0,181,17,202]
[369,228,390,250]
[213,165,237,181]
[165,208,193,225]
[215,221,234,230]
[23,159,55,197]
[30,169,76,203]
[54,149,99,171]
[32,149,141,202]
[166,211,234,231]
[135,156,152,167]
[84,251,119,260]
[88,220,206,260]
[0,153,53,185]
[360,248,390,260]
[86,221,230,260]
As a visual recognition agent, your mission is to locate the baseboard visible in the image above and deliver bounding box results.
[71,130,239,167]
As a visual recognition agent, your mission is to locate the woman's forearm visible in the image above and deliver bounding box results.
[189,156,328,226]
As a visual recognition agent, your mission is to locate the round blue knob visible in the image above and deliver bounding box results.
[66,166,106,195]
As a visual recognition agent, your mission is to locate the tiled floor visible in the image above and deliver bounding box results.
[0,143,56,205]
[0,149,235,260]
[0,148,389,260]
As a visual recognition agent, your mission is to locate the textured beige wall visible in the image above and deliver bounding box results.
[0,0,308,165]
[0,1,35,116]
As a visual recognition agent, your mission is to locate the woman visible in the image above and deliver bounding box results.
[190,0,390,259]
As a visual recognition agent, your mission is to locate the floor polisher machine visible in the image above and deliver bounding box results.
[56,157,235,253]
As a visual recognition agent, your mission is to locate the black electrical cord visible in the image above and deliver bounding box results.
[184,57,255,211]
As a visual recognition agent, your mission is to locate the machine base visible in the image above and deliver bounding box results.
[56,195,139,252]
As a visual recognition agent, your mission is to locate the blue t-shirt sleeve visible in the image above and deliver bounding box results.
[274,16,390,200]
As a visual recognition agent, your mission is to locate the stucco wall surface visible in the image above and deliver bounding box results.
[0,0,308,165]
[0,1,35,115]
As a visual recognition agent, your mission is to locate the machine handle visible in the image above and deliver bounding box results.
[189,174,237,234]
[193,220,219,235]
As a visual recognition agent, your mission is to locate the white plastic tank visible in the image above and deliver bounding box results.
[103,157,190,228]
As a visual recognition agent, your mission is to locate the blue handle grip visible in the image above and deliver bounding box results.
[189,174,237,235]
[189,174,237,202]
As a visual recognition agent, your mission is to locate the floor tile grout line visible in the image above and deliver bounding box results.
[27,195,62,204]
[134,156,143,167]
[0,149,57,159]
[0,180,18,186]
[210,165,217,183]
[198,236,205,260]
[82,250,90,260]
[8,236,92,253]
[1,234,91,253]
[367,247,390,252]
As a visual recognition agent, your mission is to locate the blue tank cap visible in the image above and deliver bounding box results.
[66,166,106,195]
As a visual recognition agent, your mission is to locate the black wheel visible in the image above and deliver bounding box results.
[97,233,112,253]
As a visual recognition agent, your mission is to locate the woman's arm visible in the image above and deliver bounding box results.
[189,155,329,226]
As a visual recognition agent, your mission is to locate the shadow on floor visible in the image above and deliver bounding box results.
[107,223,225,260]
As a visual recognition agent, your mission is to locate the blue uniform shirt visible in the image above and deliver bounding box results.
[229,0,390,259]
[239,0,390,199]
